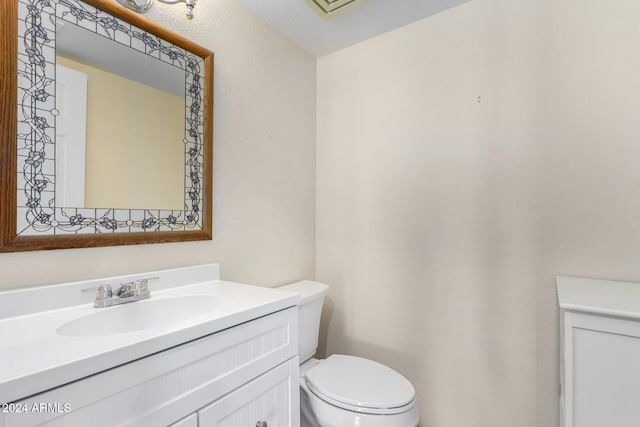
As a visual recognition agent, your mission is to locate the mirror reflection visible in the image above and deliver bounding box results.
[55,22,185,210]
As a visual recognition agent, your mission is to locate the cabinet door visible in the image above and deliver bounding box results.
[564,312,640,427]
[199,357,300,427]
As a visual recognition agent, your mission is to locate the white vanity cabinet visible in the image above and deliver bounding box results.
[1,307,299,427]
[558,276,640,427]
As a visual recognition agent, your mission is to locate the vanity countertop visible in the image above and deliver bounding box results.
[557,275,640,319]
[0,264,299,404]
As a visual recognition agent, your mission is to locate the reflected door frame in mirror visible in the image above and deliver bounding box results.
[0,0,213,252]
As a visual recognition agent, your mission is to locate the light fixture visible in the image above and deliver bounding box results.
[304,0,369,19]
[116,0,197,20]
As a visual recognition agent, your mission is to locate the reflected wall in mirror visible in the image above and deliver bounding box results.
[56,52,185,210]
[0,0,213,252]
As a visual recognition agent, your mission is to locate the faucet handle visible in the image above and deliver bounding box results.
[81,284,113,307]
[81,284,113,299]
[97,284,113,299]
[134,276,159,293]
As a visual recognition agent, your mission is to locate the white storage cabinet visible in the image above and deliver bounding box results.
[558,276,640,427]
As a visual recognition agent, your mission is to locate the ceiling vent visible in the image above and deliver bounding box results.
[304,0,370,19]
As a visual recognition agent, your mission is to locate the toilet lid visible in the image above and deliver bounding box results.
[305,355,415,414]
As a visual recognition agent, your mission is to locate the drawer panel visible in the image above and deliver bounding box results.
[1,308,297,427]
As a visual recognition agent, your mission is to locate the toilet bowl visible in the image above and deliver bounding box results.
[277,281,419,427]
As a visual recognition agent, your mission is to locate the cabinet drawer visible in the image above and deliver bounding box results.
[198,357,299,427]
[1,308,297,427]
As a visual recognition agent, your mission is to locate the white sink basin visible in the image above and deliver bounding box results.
[56,295,223,336]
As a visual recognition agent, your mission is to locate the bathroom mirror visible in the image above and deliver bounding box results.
[0,0,213,252]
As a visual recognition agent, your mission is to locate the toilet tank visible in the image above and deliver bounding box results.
[277,280,329,363]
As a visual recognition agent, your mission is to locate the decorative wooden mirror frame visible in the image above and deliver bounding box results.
[0,0,213,252]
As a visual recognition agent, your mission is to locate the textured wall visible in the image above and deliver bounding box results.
[0,1,316,289]
[316,0,640,425]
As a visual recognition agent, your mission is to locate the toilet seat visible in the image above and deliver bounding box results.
[304,354,416,415]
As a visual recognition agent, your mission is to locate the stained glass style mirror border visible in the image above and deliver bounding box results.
[0,0,213,252]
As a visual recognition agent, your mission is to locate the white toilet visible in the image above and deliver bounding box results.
[278,280,420,427]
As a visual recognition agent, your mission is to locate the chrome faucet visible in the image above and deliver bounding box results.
[83,277,158,308]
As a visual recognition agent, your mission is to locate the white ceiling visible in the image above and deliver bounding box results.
[238,0,471,57]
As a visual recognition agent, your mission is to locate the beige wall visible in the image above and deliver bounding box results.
[316,0,640,426]
[0,1,316,289]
